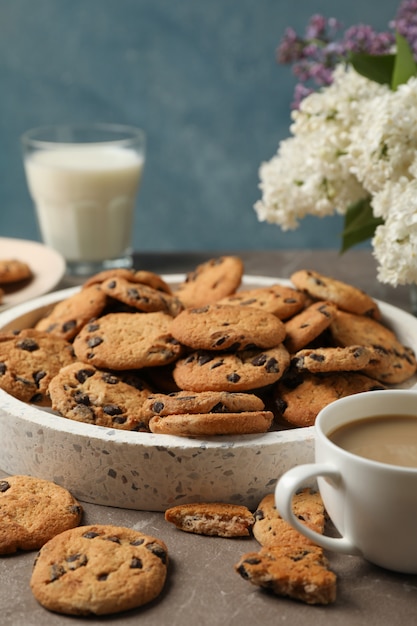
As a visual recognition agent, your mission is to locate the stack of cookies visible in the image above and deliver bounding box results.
[0,256,415,437]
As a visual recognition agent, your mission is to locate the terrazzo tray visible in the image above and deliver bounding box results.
[0,275,416,511]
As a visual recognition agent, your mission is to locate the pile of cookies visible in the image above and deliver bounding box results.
[0,255,416,436]
[0,258,33,304]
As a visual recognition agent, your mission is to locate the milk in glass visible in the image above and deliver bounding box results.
[24,145,144,263]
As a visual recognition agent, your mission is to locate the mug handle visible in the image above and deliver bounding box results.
[275,464,361,555]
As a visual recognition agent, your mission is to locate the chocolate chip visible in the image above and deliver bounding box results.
[17,338,39,352]
[211,402,228,413]
[106,536,121,543]
[83,531,100,539]
[68,505,83,516]
[251,354,267,367]
[130,538,145,546]
[265,358,279,373]
[227,373,241,383]
[0,363,6,375]
[103,404,123,416]
[33,371,46,387]
[73,391,91,406]
[97,573,109,581]
[197,354,213,366]
[66,553,88,569]
[151,401,165,413]
[0,480,10,492]
[50,563,66,581]
[62,320,77,333]
[130,557,143,569]
[87,322,100,332]
[87,336,103,348]
[147,543,168,564]
[75,368,95,383]
[254,509,264,521]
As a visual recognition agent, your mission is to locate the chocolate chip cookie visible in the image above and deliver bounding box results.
[0,475,82,554]
[73,312,183,370]
[173,344,290,392]
[165,502,255,537]
[30,524,169,616]
[175,255,244,308]
[0,329,76,405]
[49,362,154,431]
[169,304,286,351]
[148,409,274,436]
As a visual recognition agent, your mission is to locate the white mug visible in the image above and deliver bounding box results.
[275,389,417,574]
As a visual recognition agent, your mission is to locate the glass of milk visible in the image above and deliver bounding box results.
[21,123,146,277]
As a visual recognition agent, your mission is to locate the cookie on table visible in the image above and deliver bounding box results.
[234,543,337,605]
[169,304,286,351]
[173,344,290,392]
[217,284,306,320]
[0,475,82,554]
[0,259,32,284]
[73,312,183,370]
[30,524,169,616]
[165,502,255,537]
[274,371,386,427]
[35,285,108,341]
[49,362,154,431]
[290,268,381,320]
[100,276,183,316]
[291,345,382,373]
[148,410,274,437]
[252,491,325,548]
[143,390,265,418]
[0,328,76,405]
[175,255,244,308]
[83,268,172,294]
[284,301,337,353]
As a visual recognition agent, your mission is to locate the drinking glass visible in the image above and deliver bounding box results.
[21,123,146,277]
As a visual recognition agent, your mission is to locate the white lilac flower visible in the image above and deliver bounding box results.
[254,65,382,230]
[347,76,417,195]
[371,177,417,285]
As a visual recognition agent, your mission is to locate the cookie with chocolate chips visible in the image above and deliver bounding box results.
[165,502,255,537]
[172,344,290,392]
[175,255,244,308]
[100,276,183,316]
[0,474,82,554]
[169,303,286,351]
[292,345,382,373]
[0,328,76,405]
[143,389,265,418]
[252,491,325,548]
[49,362,154,431]
[83,268,172,294]
[30,524,168,616]
[235,543,337,605]
[148,409,274,437]
[284,300,337,353]
[217,283,306,320]
[291,268,381,319]
[35,285,108,341]
[72,311,183,370]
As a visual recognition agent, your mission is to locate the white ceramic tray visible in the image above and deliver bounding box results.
[0,276,416,511]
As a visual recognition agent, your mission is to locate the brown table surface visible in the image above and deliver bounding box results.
[1,250,416,626]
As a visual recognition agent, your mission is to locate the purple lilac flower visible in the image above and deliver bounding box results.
[277,4,410,108]
[391,0,417,58]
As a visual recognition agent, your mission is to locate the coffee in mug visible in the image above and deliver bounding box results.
[275,389,417,573]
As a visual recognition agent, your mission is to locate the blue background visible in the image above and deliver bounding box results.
[0,0,395,252]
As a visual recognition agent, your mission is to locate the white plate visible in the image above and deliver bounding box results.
[0,237,66,311]
[0,275,416,512]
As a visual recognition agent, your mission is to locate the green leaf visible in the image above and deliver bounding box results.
[391,33,417,89]
[340,197,384,253]
[349,51,395,85]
